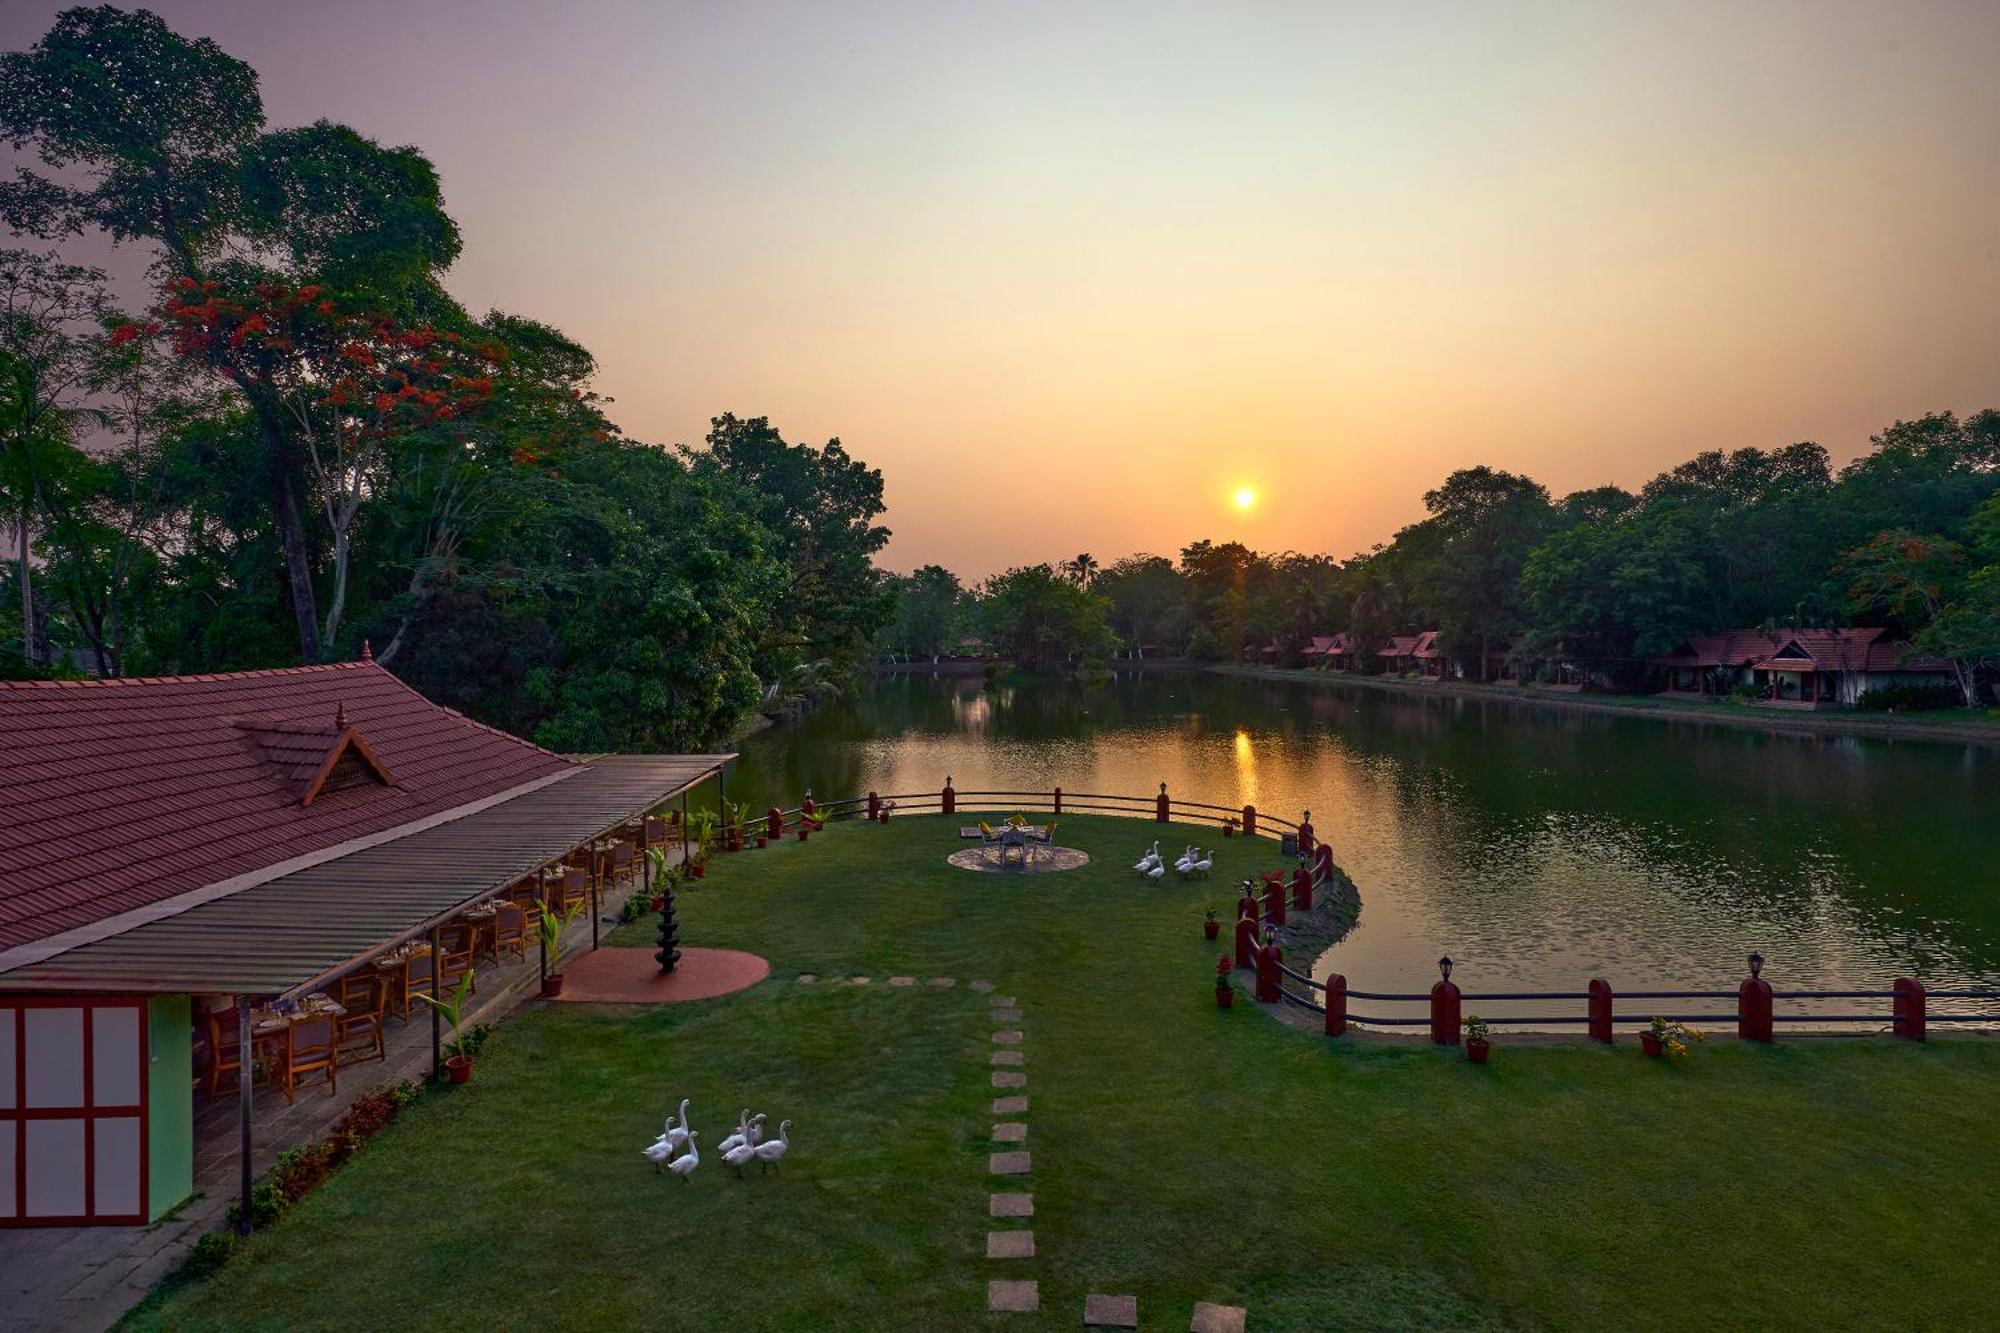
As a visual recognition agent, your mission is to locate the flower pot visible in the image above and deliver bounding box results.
[1215,985,1234,1009]
[445,1054,474,1085]
[796,829,810,842]
[688,861,706,879]
[1204,920,1220,940]
[649,896,664,912]
[1640,1032,1664,1058]
[543,972,566,998]
[756,835,768,848]
[1466,1037,1491,1065]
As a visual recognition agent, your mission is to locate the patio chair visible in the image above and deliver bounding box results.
[438,924,477,995]
[335,974,387,1067]
[398,950,437,1022]
[609,842,639,891]
[556,866,590,915]
[273,1016,338,1104]
[203,1008,243,1099]
[492,902,529,962]
[978,820,1004,863]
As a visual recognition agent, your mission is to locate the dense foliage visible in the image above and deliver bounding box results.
[0,7,891,746]
[886,415,2000,702]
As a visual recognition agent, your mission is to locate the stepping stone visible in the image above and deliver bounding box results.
[991,1050,1025,1066]
[796,974,817,984]
[887,975,916,986]
[986,1229,1035,1259]
[992,1030,1024,1044]
[1085,1293,1139,1328]
[969,979,995,992]
[927,977,956,987]
[989,1192,1034,1217]
[989,995,1016,1007]
[1190,1302,1247,1333]
[992,1122,1028,1143]
[989,1151,1031,1175]
[993,1008,1023,1022]
[992,1095,1029,1115]
[989,1280,1039,1313]
[992,1070,1027,1088]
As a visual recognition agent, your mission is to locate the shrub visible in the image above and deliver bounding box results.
[1856,680,1962,712]
[179,1232,235,1279]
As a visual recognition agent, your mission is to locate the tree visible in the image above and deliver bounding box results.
[1062,552,1099,587]
[975,564,1115,671]
[882,564,964,660]
[1412,467,1554,678]
[1841,528,1994,706]
[1096,554,1187,658]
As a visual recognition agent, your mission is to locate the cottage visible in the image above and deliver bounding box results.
[1378,632,1444,678]
[1648,628,1954,707]
[0,657,724,1227]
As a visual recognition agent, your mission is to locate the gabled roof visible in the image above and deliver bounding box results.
[1751,629,1953,674]
[1411,631,1441,659]
[1649,630,1786,668]
[0,661,574,952]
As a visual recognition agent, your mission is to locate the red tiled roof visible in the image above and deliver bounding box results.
[1649,630,1787,668]
[0,662,574,951]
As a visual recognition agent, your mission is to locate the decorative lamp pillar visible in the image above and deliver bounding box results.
[656,880,681,973]
[942,776,956,816]
[801,790,817,823]
[1892,977,1926,1042]
[1587,979,1614,1043]
[766,806,783,840]
[1324,973,1348,1037]
[1262,878,1286,927]
[1234,914,1258,970]
[1737,952,1774,1042]
[1430,956,1462,1046]
[1256,939,1282,1004]
[1291,866,1312,911]
[1241,804,1258,838]
[1156,782,1170,823]
[1053,786,1063,815]
[1313,842,1334,885]
[1297,811,1315,857]
[1237,882,1258,920]
[867,791,880,820]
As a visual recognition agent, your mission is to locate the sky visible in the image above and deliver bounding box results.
[5,1,1999,578]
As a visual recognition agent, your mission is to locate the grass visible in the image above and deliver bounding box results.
[125,815,2000,1331]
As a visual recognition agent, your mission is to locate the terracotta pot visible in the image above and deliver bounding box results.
[1466,1038,1491,1065]
[543,973,565,998]
[688,861,706,879]
[445,1054,474,1085]
[649,896,664,912]
[756,835,768,848]
[797,829,810,842]
[1216,985,1234,1009]
[1640,1032,1664,1058]
[1204,920,1220,940]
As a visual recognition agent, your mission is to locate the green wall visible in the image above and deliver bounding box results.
[147,995,193,1221]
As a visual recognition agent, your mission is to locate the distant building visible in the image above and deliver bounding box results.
[1647,628,1953,707]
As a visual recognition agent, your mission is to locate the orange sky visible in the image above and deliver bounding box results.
[7,1,1999,577]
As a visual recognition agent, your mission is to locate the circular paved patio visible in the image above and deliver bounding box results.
[946,846,1091,874]
[550,946,769,1003]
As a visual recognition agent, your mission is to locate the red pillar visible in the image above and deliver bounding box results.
[1237,887,1258,921]
[1587,979,1614,1043]
[1892,978,1926,1041]
[1297,812,1315,857]
[1053,786,1062,814]
[1313,843,1334,885]
[1291,866,1312,911]
[942,777,955,816]
[867,791,880,820]
[1242,804,1258,837]
[1738,954,1774,1042]
[1430,967,1463,1046]
[1324,973,1347,1037]
[801,791,817,823]
[1156,783,1170,822]
[1262,879,1286,926]
[1234,915,1258,970]
[1256,941,1282,1003]
[765,806,783,840]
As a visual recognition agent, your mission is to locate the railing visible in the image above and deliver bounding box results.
[1248,943,1999,1043]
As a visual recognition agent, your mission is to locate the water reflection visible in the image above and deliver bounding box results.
[721,672,2000,1005]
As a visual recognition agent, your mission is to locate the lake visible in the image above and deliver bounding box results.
[719,670,2000,1012]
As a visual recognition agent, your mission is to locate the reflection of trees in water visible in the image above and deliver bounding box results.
[725,671,2000,981]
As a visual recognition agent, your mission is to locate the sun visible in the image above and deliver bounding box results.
[1232,486,1257,512]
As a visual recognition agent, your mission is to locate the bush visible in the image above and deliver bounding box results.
[1857,680,1962,712]
[179,1232,235,1279]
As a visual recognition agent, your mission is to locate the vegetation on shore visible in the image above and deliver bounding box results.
[123,816,2000,1331]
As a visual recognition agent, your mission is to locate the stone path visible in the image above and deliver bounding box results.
[984,987,1039,1315]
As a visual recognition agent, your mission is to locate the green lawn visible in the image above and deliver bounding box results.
[126,815,2000,1331]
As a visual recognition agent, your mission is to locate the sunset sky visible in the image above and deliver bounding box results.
[6,1,1999,577]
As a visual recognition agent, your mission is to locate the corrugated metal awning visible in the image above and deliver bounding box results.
[0,754,727,997]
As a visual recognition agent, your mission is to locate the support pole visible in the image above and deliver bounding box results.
[430,926,443,1079]
[236,997,254,1236]
[680,791,690,864]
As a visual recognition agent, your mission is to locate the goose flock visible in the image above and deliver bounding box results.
[643,1098,792,1183]
[1132,841,1211,879]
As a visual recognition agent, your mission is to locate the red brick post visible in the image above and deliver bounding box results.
[1324,973,1348,1037]
[1234,914,1258,970]
[1738,953,1774,1042]
[1237,886,1258,920]
[1587,979,1614,1043]
[1430,957,1462,1045]
[765,806,783,840]
[801,791,817,822]
[941,777,956,816]
[1892,977,1926,1042]
[1297,811,1315,857]
[1053,786,1063,815]
[1242,803,1258,837]
[1290,866,1311,911]
[867,791,880,820]
[1262,879,1286,927]
[1256,940,1282,1003]
[1313,842,1334,885]
[1156,782,1170,822]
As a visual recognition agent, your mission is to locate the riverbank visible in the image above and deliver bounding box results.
[1215,664,2000,747]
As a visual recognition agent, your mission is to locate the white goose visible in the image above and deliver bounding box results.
[1132,841,1161,873]
[652,1098,692,1154]
[722,1133,757,1178]
[718,1110,766,1156]
[752,1120,791,1173]
[666,1130,700,1183]
[1146,861,1166,883]
[1174,845,1198,875]
[1191,850,1214,878]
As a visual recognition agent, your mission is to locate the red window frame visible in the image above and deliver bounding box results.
[0,995,151,1227]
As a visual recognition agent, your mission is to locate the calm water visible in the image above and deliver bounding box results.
[721,671,2000,1007]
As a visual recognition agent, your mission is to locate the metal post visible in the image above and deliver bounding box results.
[236,997,254,1236]
[591,870,601,951]
[680,791,689,864]
[430,926,443,1079]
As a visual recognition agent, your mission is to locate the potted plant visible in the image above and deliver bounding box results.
[1203,906,1221,940]
[1463,1014,1491,1064]
[644,846,684,909]
[538,896,587,997]
[1214,955,1236,1008]
[1640,1016,1706,1058]
[415,970,478,1083]
[685,808,719,876]
[1221,817,1238,838]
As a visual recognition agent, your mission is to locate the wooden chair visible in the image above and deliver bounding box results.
[556,866,590,916]
[272,1017,338,1104]
[203,1008,243,1099]
[335,974,388,1066]
[398,951,437,1022]
[437,924,477,995]
[609,843,639,892]
[492,902,529,962]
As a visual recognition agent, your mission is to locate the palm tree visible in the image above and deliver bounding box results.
[1063,553,1098,587]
